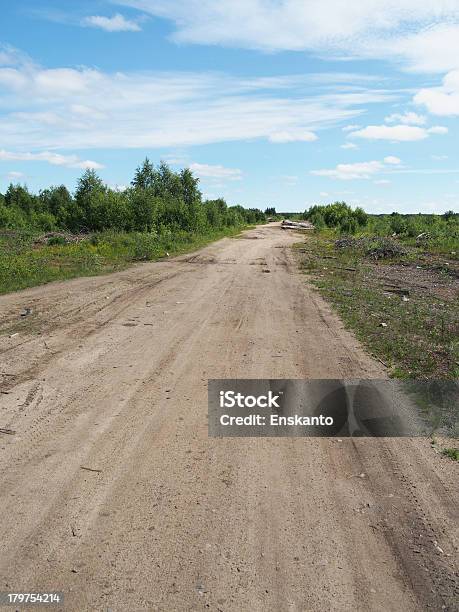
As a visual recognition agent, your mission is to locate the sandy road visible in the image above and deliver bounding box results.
[0,224,457,611]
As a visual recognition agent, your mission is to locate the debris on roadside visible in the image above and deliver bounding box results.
[334,236,408,260]
[281,219,314,230]
[20,307,32,317]
[33,232,88,246]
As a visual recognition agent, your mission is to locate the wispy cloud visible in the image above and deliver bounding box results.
[115,1,459,72]
[349,124,448,141]
[5,170,25,181]
[0,47,395,151]
[311,156,402,180]
[312,160,384,180]
[384,156,402,165]
[189,163,242,180]
[268,130,317,143]
[82,14,141,32]
[0,149,103,169]
[385,111,426,125]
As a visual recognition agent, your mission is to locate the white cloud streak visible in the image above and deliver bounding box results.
[189,163,242,180]
[349,124,448,141]
[0,149,104,169]
[311,156,402,180]
[312,160,384,180]
[268,130,317,143]
[82,14,141,32]
[0,48,395,151]
[383,156,401,164]
[385,111,426,125]
[115,1,459,72]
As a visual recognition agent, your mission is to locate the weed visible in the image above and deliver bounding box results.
[442,447,459,461]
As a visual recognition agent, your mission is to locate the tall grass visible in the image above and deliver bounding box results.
[0,226,245,294]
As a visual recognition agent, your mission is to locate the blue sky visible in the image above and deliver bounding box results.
[1,0,458,213]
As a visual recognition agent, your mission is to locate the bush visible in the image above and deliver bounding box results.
[305,202,368,234]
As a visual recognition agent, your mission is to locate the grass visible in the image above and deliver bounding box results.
[0,226,247,295]
[442,447,459,461]
[296,231,459,379]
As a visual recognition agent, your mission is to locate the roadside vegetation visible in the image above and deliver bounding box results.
[299,203,458,459]
[298,203,459,380]
[0,159,265,293]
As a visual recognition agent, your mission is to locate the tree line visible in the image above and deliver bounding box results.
[0,159,266,233]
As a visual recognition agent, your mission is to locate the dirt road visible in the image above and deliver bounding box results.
[0,224,457,611]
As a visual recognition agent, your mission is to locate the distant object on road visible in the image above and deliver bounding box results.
[281,219,314,230]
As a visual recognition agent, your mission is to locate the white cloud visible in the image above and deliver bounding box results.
[82,14,141,32]
[0,149,103,169]
[385,111,426,125]
[381,24,459,73]
[0,50,392,151]
[268,130,317,143]
[312,156,403,180]
[384,156,402,165]
[428,125,448,134]
[342,124,361,132]
[374,179,391,184]
[341,142,357,149]
[115,1,459,72]
[319,191,329,196]
[312,160,384,180]
[431,154,449,160]
[415,70,459,116]
[5,170,24,180]
[349,124,448,141]
[188,162,242,180]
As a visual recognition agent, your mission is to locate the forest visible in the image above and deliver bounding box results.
[0,159,265,233]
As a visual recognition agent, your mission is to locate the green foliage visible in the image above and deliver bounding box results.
[442,447,459,461]
[305,202,368,234]
[0,226,246,294]
[0,160,264,235]
[367,212,459,254]
[0,159,265,293]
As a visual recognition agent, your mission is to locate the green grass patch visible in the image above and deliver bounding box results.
[0,226,246,295]
[442,447,459,461]
[296,232,459,379]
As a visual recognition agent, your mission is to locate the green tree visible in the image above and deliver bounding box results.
[180,168,204,230]
[4,184,36,215]
[39,185,73,226]
[74,169,106,230]
[131,158,155,190]
[128,188,157,232]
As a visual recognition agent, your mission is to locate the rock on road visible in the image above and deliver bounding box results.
[0,224,457,611]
